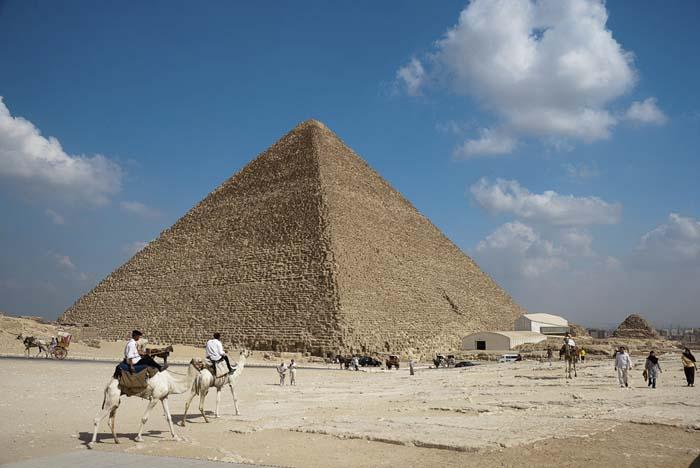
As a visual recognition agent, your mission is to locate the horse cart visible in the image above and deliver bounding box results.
[50,332,71,360]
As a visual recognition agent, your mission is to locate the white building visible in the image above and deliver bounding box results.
[514,313,569,335]
[461,331,547,351]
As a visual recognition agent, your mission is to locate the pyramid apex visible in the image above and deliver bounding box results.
[297,119,328,130]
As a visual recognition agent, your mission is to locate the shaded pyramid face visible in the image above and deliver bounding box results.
[61,120,524,355]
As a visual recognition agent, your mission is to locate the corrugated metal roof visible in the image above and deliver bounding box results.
[522,313,568,326]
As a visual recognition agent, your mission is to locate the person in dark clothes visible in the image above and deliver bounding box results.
[682,348,697,387]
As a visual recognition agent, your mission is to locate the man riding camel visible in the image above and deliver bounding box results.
[205,333,234,375]
[564,332,576,348]
[125,330,164,372]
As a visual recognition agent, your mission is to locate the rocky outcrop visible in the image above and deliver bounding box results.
[613,314,660,339]
[60,120,525,355]
[569,323,589,337]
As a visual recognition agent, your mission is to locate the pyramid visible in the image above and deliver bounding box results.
[60,120,524,355]
[613,314,660,339]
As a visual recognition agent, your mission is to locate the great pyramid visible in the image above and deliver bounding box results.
[613,314,660,339]
[60,120,524,355]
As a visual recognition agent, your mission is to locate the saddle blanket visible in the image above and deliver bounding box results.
[203,358,235,377]
[114,363,158,396]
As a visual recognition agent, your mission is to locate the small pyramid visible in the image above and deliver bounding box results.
[613,314,660,339]
[60,120,524,355]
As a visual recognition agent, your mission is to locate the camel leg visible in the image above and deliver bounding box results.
[161,398,179,441]
[182,389,197,426]
[215,388,221,418]
[199,388,209,423]
[135,398,158,442]
[108,406,119,444]
[230,383,239,416]
[89,407,111,448]
[89,384,119,448]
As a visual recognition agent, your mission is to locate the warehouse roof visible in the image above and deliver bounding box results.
[521,313,568,326]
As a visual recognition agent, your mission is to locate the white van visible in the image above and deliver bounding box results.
[498,353,521,363]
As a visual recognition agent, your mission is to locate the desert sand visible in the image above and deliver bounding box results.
[2,315,699,467]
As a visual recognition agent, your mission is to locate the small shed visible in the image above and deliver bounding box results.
[461,331,547,351]
[514,313,569,334]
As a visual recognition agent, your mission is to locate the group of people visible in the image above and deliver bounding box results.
[613,345,696,389]
[121,329,697,391]
[123,330,235,375]
[276,360,297,385]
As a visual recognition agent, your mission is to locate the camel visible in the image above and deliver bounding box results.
[88,359,199,447]
[182,349,249,425]
[562,343,578,379]
[16,334,49,358]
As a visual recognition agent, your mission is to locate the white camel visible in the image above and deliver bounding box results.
[182,349,249,425]
[88,359,199,447]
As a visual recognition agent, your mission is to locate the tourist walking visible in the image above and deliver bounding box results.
[277,362,287,386]
[644,351,662,389]
[289,359,297,386]
[615,346,632,388]
[579,348,586,362]
[546,347,553,366]
[682,348,696,387]
[351,356,360,371]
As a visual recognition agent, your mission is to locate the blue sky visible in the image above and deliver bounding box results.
[1,0,698,328]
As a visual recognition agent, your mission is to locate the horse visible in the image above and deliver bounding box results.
[16,334,49,358]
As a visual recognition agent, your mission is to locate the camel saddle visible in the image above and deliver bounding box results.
[201,358,233,377]
[114,364,158,396]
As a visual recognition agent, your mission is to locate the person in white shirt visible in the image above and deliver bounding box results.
[124,330,162,372]
[205,333,233,374]
[277,362,287,385]
[564,333,576,348]
[614,346,633,388]
[288,359,297,385]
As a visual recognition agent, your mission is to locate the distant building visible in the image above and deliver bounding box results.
[587,328,612,339]
[515,313,569,335]
[461,331,547,351]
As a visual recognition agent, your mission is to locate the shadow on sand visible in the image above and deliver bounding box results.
[689,454,700,468]
[79,430,166,446]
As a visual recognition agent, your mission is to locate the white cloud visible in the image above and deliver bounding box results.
[470,178,621,225]
[453,128,517,159]
[51,253,75,270]
[476,221,567,277]
[399,0,648,153]
[472,215,700,327]
[624,97,668,125]
[636,213,700,263]
[559,228,594,256]
[44,209,65,225]
[396,58,426,96]
[119,201,160,219]
[0,97,122,204]
[123,241,149,256]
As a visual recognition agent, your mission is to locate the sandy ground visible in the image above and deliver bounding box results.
[1,352,699,467]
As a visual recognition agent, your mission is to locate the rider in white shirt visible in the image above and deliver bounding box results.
[205,333,234,374]
[124,330,163,372]
[564,332,576,348]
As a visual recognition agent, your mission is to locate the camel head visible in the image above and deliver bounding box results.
[190,358,206,372]
[239,349,250,358]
